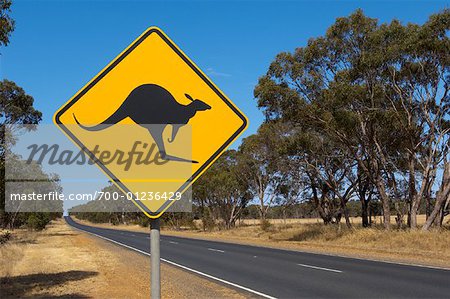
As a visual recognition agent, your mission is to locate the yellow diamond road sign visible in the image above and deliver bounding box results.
[54,27,248,218]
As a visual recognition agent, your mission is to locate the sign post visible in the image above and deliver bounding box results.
[150,218,160,299]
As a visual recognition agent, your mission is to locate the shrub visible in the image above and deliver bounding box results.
[138,216,151,228]
[0,230,11,245]
[260,219,272,231]
[26,214,49,231]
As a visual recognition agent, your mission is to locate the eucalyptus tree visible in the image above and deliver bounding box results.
[282,124,356,227]
[237,123,287,222]
[1,0,43,228]
[0,0,14,47]
[375,10,450,229]
[254,9,450,230]
[255,10,399,229]
[193,150,251,229]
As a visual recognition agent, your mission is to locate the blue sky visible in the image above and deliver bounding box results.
[1,0,448,147]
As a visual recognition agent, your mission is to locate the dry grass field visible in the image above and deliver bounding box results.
[237,215,429,226]
[0,219,246,298]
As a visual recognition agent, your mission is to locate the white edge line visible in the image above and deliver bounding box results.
[68,224,276,299]
[169,241,179,244]
[297,263,342,273]
[208,248,225,253]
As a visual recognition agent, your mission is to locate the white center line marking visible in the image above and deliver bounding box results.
[208,248,225,253]
[297,263,342,273]
[169,241,179,244]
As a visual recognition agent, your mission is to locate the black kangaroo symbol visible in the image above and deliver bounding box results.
[73,84,211,163]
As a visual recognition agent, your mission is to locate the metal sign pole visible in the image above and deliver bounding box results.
[150,218,161,299]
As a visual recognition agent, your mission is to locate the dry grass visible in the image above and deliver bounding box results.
[271,223,450,259]
[238,214,428,226]
[0,244,24,279]
[0,219,247,298]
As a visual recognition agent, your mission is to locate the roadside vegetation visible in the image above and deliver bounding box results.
[70,8,450,268]
[73,9,450,233]
[0,1,62,233]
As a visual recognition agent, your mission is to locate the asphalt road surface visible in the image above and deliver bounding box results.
[65,216,450,298]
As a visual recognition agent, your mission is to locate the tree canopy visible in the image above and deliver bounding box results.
[254,9,450,229]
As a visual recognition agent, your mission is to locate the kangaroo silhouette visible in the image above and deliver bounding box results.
[73,84,211,163]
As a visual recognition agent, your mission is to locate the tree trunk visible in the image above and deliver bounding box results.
[408,156,418,229]
[360,187,371,228]
[358,173,371,228]
[426,195,432,220]
[340,198,352,228]
[423,195,448,230]
[410,202,418,229]
[258,190,267,221]
[423,161,450,231]
[343,208,351,228]
[375,178,391,230]
[394,202,404,229]
[361,198,369,227]
[310,181,331,225]
[259,206,266,221]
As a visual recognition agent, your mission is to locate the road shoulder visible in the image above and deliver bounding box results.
[0,219,248,298]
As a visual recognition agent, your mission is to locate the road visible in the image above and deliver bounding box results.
[65,216,450,298]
